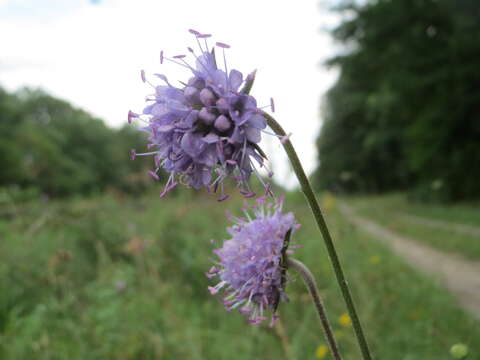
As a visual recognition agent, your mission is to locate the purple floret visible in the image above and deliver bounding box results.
[129,30,272,199]
[207,197,300,325]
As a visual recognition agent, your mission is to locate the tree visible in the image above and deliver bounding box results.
[314,0,480,202]
[0,87,154,197]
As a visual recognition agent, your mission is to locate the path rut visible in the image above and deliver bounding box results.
[338,202,480,318]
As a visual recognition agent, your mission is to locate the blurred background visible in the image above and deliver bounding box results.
[1,0,479,359]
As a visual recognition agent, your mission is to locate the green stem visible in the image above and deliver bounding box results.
[264,113,372,360]
[288,258,342,360]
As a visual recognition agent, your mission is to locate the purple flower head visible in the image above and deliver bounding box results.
[207,197,300,325]
[129,29,272,199]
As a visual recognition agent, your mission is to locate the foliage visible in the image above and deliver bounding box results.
[0,87,154,197]
[0,192,478,359]
[314,0,480,202]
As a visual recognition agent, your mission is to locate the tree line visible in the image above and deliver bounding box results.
[314,0,480,202]
[0,87,154,197]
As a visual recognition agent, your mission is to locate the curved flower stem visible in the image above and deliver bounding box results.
[288,258,342,360]
[264,113,372,360]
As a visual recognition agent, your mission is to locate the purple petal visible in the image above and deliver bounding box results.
[157,124,175,132]
[180,110,198,128]
[203,133,220,144]
[195,53,217,75]
[197,148,216,167]
[150,103,168,117]
[211,70,228,91]
[245,127,261,143]
[181,132,205,157]
[229,69,243,91]
[156,86,185,103]
[247,114,266,129]
[229,127,244,143]
[202,169,212,185]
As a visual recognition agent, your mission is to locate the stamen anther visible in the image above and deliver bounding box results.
[128,110,138,124]
[216,42,231,49]
[280,133,292,145]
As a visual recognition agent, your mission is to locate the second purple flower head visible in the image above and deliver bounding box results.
[207,197,300,325]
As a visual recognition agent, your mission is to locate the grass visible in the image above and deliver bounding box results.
[0,190,478,359]
[346,193,480,260]
[347,193,480,226]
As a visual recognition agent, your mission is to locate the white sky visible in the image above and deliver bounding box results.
[0,0,340,188]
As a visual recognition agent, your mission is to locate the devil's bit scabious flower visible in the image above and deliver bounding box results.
[129,29,273,199]
[207,197,300,325]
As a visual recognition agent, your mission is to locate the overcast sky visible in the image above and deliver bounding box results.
[0,0,340,188]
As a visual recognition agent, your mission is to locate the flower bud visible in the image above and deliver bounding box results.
[207,198,299,325]
[200,88,216,107]
[214,115,231,132]
[199,107,216,125]
[216,98,229,114]
[188,76,205,89]
[184,86,199,103]
[450,344,469,359]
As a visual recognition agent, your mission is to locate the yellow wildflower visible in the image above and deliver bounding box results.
[339,313,352,327]
[369,255,381,264]
[321,193,336,212]
[315,344,328,359]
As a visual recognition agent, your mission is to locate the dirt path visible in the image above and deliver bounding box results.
[338,202,480,319]
[399,214,480,238]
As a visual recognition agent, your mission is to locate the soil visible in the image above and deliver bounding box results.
[338,203,480,319]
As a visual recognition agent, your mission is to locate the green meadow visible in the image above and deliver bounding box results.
[2,0,479,358]
[348,194,480,260]
[1,191,478,359]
